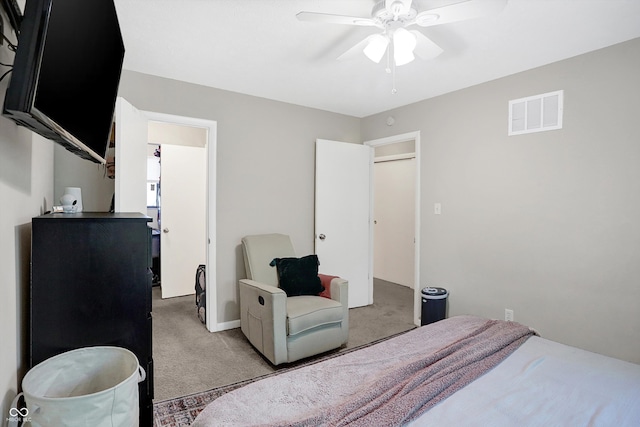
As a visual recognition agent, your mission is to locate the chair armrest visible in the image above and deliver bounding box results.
[239,279,286,297]
[329,277,348,307]
[330,277,349,343]
[238,279,288,365]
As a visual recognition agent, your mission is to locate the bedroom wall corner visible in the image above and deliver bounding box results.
[53,144,115,212]
[360,38,640,363]
[117,70,361,326]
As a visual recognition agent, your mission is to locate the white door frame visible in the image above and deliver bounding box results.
[364,131,421,326]
[143,111,218,332]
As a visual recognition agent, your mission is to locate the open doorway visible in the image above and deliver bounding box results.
[365,131,421,326]
[115,98,218,331]
[373,141,416,289]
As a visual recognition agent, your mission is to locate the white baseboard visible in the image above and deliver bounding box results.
[211,319,240,332]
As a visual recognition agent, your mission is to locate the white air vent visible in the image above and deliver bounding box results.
[509,90,563,136]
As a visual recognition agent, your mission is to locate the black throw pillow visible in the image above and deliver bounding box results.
[269,255,324,297]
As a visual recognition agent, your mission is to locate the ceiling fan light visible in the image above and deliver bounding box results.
[394,49,415,66]
[393,27,416,66]
[363,34,389,63]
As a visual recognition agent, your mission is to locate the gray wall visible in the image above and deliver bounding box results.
[54,145,114,211]
[361,38,640,363]
[0,53,54,420]
[117,71,361,323]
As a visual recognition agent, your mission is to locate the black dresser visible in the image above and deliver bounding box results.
[31,212,154,426]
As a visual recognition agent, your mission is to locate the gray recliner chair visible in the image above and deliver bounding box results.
[239,233,349,365]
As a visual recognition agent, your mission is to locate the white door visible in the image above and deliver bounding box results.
[115,98,148,214]
[160,143,207,298]
[315,139,372,308]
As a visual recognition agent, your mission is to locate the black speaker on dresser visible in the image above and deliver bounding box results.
[30,212,154,426]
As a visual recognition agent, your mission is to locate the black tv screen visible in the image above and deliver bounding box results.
[3,0,125,163]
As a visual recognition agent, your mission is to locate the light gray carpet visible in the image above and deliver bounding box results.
[152,278,415,401]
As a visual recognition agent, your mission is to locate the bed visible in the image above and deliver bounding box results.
[191,315,640,426]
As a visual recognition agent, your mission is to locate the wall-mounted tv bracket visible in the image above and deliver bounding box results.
[1,0,22,35]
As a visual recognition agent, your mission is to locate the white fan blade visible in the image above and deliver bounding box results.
[415,0,507,27]
[337,36,374,61]
[412,31,444,60]
[296,11,378,27]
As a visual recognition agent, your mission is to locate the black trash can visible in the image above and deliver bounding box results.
[421,287,448,326]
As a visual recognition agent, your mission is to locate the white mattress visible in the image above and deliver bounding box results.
[409,336,640,426]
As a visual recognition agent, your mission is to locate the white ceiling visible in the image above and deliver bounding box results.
[113,0,640,118]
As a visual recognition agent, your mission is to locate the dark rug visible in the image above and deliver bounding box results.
[153,329,414,426]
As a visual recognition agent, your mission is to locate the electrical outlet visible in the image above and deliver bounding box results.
[505,309,514,322]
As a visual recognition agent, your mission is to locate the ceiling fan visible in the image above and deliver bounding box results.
[297,0,507,67]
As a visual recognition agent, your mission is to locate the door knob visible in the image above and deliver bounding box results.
[163,228,169,233]
[319,233,326,240]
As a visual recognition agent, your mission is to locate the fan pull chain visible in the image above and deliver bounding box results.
[386,42,397,94]
[391,56,397,94]
[385,46,392,74]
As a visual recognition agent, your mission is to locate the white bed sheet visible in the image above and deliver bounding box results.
[409,336,640,426]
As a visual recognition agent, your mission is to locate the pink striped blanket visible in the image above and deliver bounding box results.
[192,316,536,427]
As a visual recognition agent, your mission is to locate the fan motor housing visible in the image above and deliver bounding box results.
[372,0,418,25]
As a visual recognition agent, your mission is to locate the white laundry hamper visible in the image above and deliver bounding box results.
[17,346,145,427]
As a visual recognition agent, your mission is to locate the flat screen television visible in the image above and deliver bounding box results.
[3,0,125,164]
